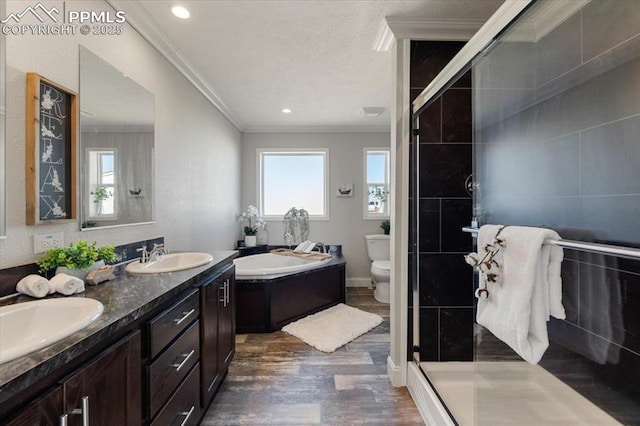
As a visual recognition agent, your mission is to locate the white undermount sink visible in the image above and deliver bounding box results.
[0,297,104,364]
[125,252,213,274]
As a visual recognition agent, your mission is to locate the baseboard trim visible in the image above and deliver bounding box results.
[407,363,455,426]
[346,277,372,287]
[386,356,405,387]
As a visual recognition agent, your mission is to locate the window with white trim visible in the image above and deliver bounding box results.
[259,149,328,219]
[364,148,390,219]
[88,149,116,219]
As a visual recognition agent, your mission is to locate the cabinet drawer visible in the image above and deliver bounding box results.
[149,320,200,417]
[151,363,201,426]
[149,290,199,359]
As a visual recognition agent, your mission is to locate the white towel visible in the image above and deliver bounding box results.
[550,228,623,365]
[476,224,565,364]
[16,274,51,298]
[50,273,85,295]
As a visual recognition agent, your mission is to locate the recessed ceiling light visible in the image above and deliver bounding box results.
[172,6,190,19]
[362,107,385,117]
[282,108,292,114]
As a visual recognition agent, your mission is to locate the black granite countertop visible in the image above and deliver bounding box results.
[0,250,237,404]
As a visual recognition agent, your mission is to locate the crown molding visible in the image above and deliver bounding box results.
[373,20,396,52]
[374,18,485,51]
[106,0,245,131]
[243,125,391,134]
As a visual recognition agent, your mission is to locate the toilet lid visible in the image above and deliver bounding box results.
[372,260,390,271]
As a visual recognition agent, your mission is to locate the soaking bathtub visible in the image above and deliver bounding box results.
[234,252,346,333]
[234,252,332,279]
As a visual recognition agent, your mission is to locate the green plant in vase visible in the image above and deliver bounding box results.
[37,240,119,278]
[91,185,113,216]
[236,205,266,246]
[380,219,390,235]
[91,185,112,203]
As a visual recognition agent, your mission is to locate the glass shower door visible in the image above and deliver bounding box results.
[413,0,640,424]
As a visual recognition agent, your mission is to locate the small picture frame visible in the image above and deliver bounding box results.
[336,184,353,197]
[25,73,78,225]
[128,187,144,197]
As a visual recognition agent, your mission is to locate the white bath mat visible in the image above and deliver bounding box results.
[281,303,383,352]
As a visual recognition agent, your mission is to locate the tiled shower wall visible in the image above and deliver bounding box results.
[472,0,640,420]
[408,41,474,361]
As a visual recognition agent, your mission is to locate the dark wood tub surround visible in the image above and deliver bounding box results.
[236,257,346,333]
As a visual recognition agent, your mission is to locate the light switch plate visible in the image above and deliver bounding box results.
[34,233,64,254]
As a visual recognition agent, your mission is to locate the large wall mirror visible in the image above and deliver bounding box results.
[79,46,154,230]
[0,0,6,237]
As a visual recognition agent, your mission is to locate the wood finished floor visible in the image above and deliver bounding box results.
[202,287,423,425]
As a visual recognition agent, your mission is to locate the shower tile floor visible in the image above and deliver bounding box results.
[421,361,622,425]
[202,288,423,425]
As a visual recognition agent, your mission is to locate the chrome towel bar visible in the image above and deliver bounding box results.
[462,227,640,261]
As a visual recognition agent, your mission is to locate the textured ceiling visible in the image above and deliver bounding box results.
[135,0,504,132]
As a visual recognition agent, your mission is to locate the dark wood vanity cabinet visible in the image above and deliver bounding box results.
[4,387,62,425]
[217,268,236,376]
[1,257,237,426]
[62,330,142,426]
[200,265,235,407]
[5,330,141,426]
[148,265,236,423]
[146,290,201,425]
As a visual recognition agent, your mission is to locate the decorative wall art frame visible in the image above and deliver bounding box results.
[336,184,354,197]
[26,73,77,225]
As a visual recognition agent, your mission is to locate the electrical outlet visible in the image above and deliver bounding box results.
[34,233,65,254]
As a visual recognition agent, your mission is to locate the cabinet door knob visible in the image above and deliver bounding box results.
[173,309,195,325]
[170,349,195,371]
[178,405,196,426]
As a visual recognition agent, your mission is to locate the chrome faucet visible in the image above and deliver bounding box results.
[313,242,328,253]
[136,246,149,263]
[149,243,167,262]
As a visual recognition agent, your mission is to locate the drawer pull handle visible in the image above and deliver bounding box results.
[171,349,195,371]
[178,405,196,426]
[173,308,195,326]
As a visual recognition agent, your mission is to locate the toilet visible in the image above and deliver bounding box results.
[365,234,391,304]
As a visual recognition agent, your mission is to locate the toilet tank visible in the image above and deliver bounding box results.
[365,234,390,261]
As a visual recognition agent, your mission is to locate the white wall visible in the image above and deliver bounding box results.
[0,0,241,268]
[241,132,390,285]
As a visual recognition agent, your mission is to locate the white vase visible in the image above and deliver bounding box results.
[244,235,257,247]
[56,260,105,281]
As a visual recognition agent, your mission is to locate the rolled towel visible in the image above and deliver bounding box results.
[50,273,85,295]
[16,275,51,298]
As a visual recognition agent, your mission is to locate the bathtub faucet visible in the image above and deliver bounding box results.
[313,242,329,253]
